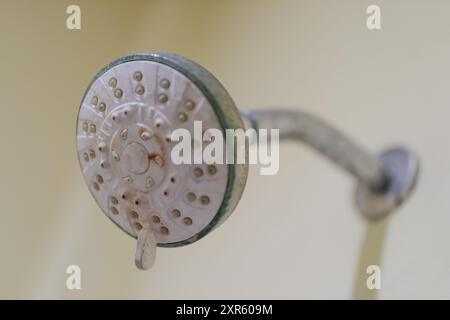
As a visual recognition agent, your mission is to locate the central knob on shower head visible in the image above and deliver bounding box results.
[122,142,150,175]
[104,103,170,193]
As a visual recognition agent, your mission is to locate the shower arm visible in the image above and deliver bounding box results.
[240,109,419,219]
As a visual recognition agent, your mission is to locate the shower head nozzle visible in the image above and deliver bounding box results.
[77,53,248,269]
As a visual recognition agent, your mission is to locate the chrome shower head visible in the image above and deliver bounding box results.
[77,53,419,270]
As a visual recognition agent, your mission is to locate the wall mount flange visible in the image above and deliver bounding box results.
[355,147,419,220]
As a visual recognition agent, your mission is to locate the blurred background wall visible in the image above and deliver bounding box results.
[0,0,448,299]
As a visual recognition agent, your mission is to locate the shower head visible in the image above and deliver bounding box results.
[77,53,248,269]
[76,53,419,270]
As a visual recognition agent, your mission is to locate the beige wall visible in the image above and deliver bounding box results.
[0,0,448,299]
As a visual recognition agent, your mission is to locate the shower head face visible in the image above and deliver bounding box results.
[76,53,248,247]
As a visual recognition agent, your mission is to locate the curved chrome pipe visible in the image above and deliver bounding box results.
[241,109,419,219]
[241,109,388,192]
